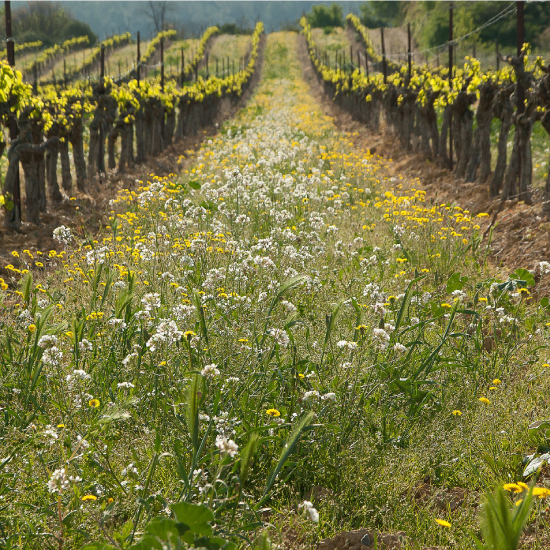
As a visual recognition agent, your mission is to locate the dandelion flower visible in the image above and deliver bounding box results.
[492,379,501,385]
[452,410,462,416]
[89,399,100,408]
[478,397,491,405]
[266,408,281,417]
[435,519,451,528]
[503,483,523,493]
[533,487,550,498]
[82,495,97,501]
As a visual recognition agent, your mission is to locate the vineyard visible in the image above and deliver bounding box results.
[2,5,550,550]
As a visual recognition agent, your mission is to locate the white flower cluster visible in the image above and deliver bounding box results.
[52,225,72,245]
[299,500,319,523]
[47,468,81,494]
[215,435,239,457]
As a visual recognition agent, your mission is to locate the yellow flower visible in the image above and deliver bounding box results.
[11,251,19,258]
[492,379,501,385]
[28,324,36,333]
[89,399,100,408]
[479,397,491,405]
[435,519,451,528]
[298,373,305,379]
[452,410,462,416]
[82,495,97,501]
[57,424,65,428]
[441,303,452,309]
[533,487,550,498]
[266,408,281,417]
[184,330,196,340]
[503,483,523,493]
[107,497,114,504]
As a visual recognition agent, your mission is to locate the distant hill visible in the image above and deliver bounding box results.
[10,1,362,39]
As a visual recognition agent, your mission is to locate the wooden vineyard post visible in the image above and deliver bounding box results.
[99,44,105,175]
[4,0,20,226]
[160,37,165,90]
[365,48,369,79]
[206,53,209,79]
[181,48,184,86]
[222,57,225,77]
[33,65,38,93]
[448,1,454,171]
[137,31,141,86]
[516,1,525,115]
[357,50,360,73]
[216,58,219,77]
[350,45,353,70]
[516,0,525,201]
[496,40,500,72]
[63,59,67,87]
[407,22,412,83]
[381,27,387,84]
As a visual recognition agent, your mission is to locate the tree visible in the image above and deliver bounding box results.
[0,2,96,47]
[359,1,405,28]
[141,1,174,34]
[306,4,344,29]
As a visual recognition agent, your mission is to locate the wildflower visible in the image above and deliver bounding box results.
[533,487,550,498]
[141,293,161,312]
[117,382,135,389]
[48,468,69,494]
[435,519,451,528]
[452,410,462,416]
[147,321,183,351]
[503,483,523,493]
[215,435,239,457]
[89,399,100,408]
[372,328,390,350]
[201,364,220,378]
[492,379,501,385]
[53,225,73,245]
[441,303,452,309]
[81,495,97,501]
[38,335,58,349]
[299,500,319,523]
[321,392,337,401]
[479,397,491,405]
[28,324,36,333]
[303,390,320,400]
[336,340,358,351]
[79,339,93,352]
[268,328,290,348]
[184,330,196,340]
[266,408,281,417]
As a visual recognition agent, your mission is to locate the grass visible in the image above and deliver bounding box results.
[39,47,98,82]
[203,34,252,78]
[311,27,351,53]
[1,31,550,550]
